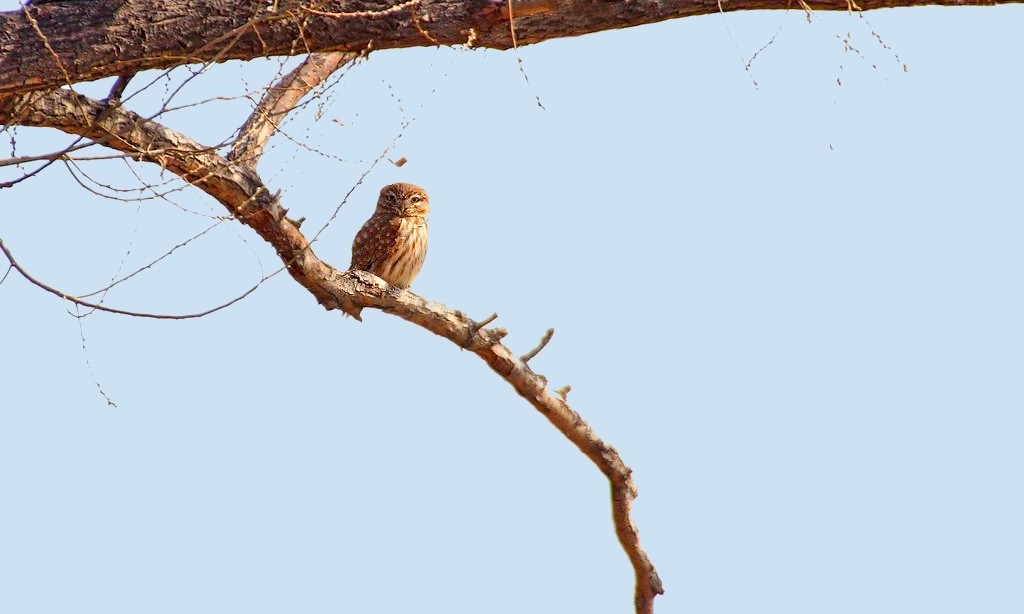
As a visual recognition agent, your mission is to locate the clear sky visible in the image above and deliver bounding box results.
[2,3,1023,613]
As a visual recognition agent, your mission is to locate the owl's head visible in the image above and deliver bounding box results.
[377,183,430,217]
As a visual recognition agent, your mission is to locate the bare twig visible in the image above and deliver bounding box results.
[502,0,546,108]
[300,0,423,19]
[520,327,554,363]
[73,303,118,408]
[78,220,226,298]
[229,51,355,164]
[462,312,500,349]
[0,238,263,320]
[555,384,571,400]
[84,71,139,136]
[20,3,73,88]
[0,150,71,188]
[0,141,96,167]
[476,312,499,329]
[105,72,136,102]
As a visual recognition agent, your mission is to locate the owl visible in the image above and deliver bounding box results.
[350,183,429,289]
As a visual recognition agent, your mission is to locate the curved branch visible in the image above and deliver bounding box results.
[0,85,663,612]
[1,0,1020,94]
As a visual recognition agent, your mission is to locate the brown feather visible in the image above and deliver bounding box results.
[349,183,430,288]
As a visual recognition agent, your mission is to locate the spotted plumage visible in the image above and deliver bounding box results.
[350,183,429,289]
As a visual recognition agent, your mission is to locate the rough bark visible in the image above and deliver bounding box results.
[2,0,1021,94]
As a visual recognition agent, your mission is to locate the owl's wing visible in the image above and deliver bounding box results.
[350,214,401,272]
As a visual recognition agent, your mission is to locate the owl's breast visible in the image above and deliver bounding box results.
[353,215,428,288]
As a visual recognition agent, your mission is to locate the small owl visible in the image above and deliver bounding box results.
[350,183,429,289]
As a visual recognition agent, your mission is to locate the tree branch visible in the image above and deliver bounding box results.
[2,0,1020,94]
[228,51,356,165]
[520,327,554,363]
[0,238,262,319]
[0,85,663,612]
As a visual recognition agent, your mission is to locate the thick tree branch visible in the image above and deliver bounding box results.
[0,88,662,611]
[2,0,1021,94]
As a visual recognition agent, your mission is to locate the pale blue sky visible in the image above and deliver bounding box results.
[2,4,1023,613]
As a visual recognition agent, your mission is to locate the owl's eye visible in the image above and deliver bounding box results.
[410,195,422,203]
[386,193,397,204]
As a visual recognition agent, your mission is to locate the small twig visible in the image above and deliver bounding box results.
[504,0,546,108]
[301,0,422,20]
[555,384,571,400]
[229,51,354,164]
[506,0,520,48]
[83,72,139,151]
[94,78,142,148]
[520,327,554,363]
[105,72,136,102]
[0,238,262,320]
[797,0,815,21]
[410,4,439,44]
[0,131,87,188]
[476,312,499,329]
[73,303,118,408]
[461,312,500,349]
[21,3,74,89]
[0,141,96,167]
[78,220,225,298]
